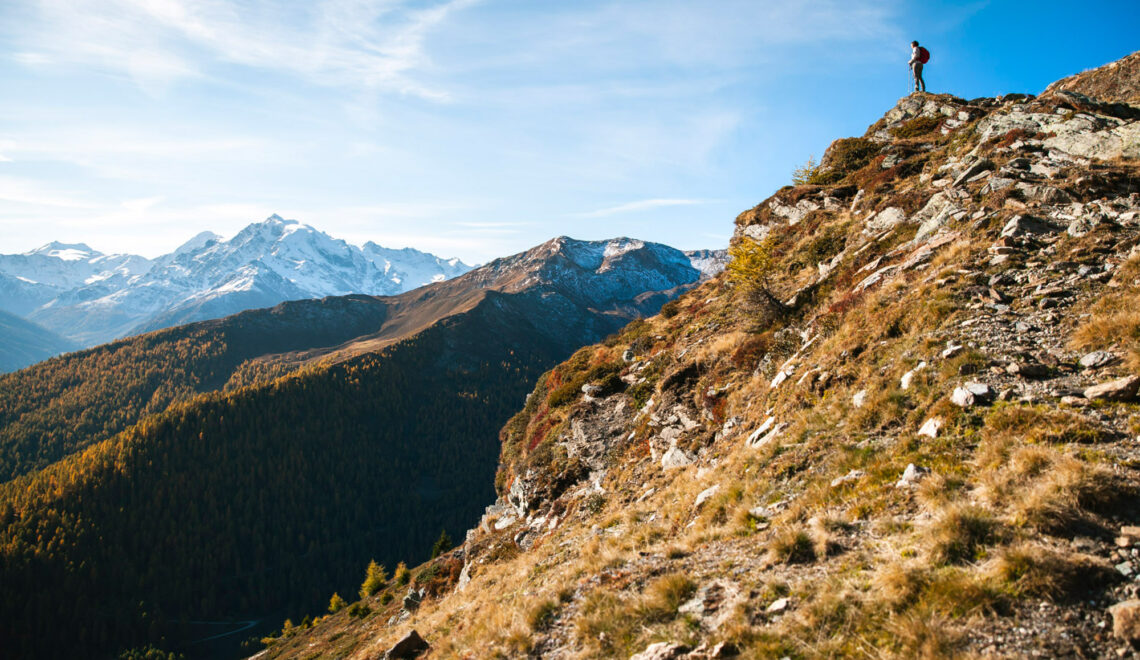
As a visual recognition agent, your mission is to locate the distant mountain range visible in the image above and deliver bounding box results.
[0,216,725,366]
[0,215,472,349]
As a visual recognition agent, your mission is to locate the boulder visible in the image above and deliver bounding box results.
[1000,214,1059,238]
[661,446,696,470]
[952,158,994,187]
[917,418,943,438]
[864,207,908,232]
[402,588,424,612]
[896,463,931,489]
[766,597,791,613]
[1079,350,1119,369]
[1084,375,1140,402]
[951,382,994,407]
[1109,600,1140,643]
[694,484,721,508]
[630,642,691,660]
[384,630,430,660]
[900,362,927,390]
[831,469,865,488]
[1006,362,1050,378]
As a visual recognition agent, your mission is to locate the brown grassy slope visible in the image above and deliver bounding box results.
[1045,49,1140,105]
[262,60,1140,660]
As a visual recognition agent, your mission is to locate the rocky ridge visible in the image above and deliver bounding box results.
[260,52,1140,659]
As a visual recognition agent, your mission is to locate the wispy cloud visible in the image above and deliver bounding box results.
[9,0,477,98]
[574,198,711,218]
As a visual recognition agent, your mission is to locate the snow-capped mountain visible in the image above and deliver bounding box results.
[3,215,473,347]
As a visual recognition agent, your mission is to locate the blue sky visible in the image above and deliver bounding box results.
[0,0,1137,263]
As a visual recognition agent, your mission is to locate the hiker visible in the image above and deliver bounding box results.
[909,41,928,93]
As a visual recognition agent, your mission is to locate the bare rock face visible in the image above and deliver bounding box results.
[1084,375,1140,402]
[1109,600,1140,643]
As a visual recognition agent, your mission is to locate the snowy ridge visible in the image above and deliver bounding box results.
[0,215,472,347]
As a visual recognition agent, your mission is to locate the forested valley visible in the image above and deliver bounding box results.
[0,292,588,658]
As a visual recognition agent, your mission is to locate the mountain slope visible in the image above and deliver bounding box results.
[0,236,707,659]
[263,53,1140,660]
[0,309,75,373]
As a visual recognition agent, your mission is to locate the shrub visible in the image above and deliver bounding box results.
[819,137,879,181]
[768,525,817,564]
[926,505,1000,565]
[528,599,559,630]
[989,542,1116,601]
[328,592,347,614]
[394,561,411,586]
[638,573,697,621]
[660,299,682,318]
[891,115,943,138]
[347,602,370,619]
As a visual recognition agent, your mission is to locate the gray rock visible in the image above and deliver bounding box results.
[952,158,993,187]
[1109,600,1140,643]
[852,389,868,407]
[581,383,603,397]
[896,463,931,489]
[1067,214,1102,237]
[1001,214,1059,238]
[864,207,908,232]
[384,629,430,659]
[951,382,994,407]
[694,484,720,508]
[630,642,692,660]
[917,417,943,438]
[1084,375,1140,402]
[831,469,865,488]
[1079,350,1119,369]
[661,446,696,470]
[766,597,791,613]
[1006,362,1050,379]
[402,588,424,611]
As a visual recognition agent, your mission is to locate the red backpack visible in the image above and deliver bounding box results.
[917,46,930,64]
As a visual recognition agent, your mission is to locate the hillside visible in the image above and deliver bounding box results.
[262,52,1140,659]
[0,236,710,659]
[0,309,75,373]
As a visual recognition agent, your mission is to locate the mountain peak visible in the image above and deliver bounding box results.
[28,241,99,260]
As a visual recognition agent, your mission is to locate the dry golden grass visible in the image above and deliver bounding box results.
[923,504,1000,565]
[987,542,1114,602]
[1073,252,1140,367]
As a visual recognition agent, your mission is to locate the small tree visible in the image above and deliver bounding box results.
[791,155,820,185]
[394,561,411,586]
[359,560,388,599]
[727,237,789,322]
[430,529,453,559]
[328,592,347,614]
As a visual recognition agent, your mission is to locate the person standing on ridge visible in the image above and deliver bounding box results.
[909,40,929,93]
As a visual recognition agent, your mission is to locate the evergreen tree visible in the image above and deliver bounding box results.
[430,529,453,559]
[328,592,347,614]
